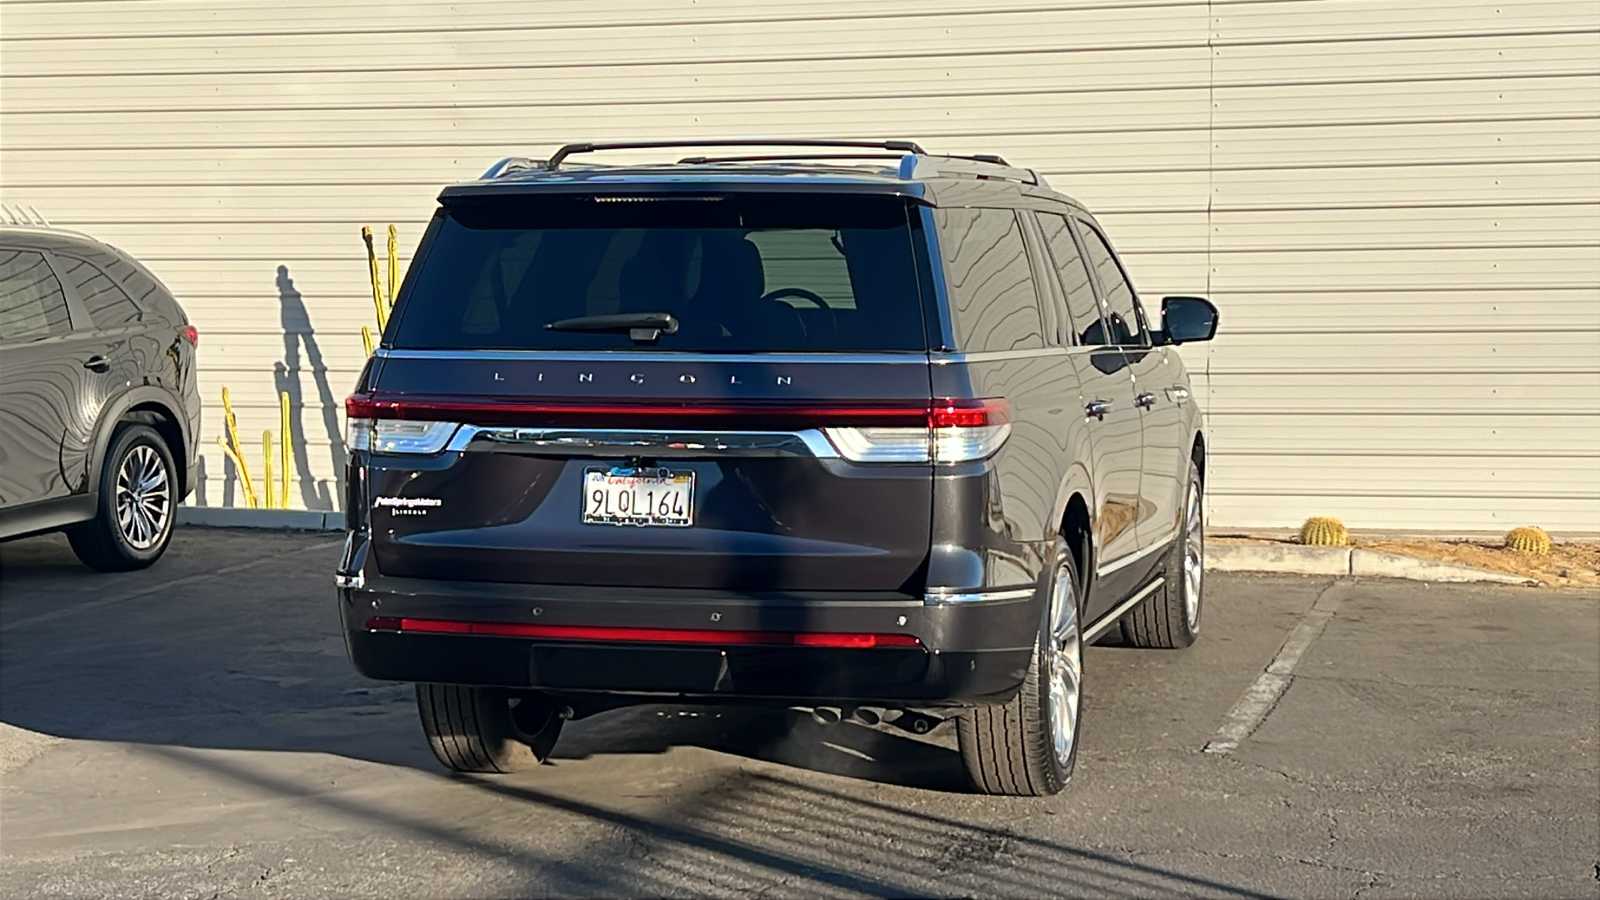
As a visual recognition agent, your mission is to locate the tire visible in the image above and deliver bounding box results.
[416,684,564,774]
[1122,460,1204,649]
[957,545,1083,797]
[67,423,178,572]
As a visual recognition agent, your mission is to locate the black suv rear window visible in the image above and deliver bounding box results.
[389,193,929,353]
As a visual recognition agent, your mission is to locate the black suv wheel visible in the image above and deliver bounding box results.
[416,684,564,773]
[957,545,1083,796]
[67,424,177,572]
[1122,461,1204,649]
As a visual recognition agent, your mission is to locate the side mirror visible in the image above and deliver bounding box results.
[1159,296,1218,344]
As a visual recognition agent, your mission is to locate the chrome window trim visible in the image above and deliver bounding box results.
[929,347,1069,364]
[923,586,1036,606]
[444,424,840,458]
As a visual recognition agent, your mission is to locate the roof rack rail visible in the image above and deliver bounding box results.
[544,139,926,170]
[482,157,543,179]
[900,154,1045,187]
[676,152,906,165]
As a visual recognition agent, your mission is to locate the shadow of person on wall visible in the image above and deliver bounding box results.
[274,265,347,511]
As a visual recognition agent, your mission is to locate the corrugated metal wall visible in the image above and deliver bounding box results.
[3,0,1597,533]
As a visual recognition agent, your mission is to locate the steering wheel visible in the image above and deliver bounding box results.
[760,287,837,342]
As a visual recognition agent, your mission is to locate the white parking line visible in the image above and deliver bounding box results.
[0,539,343,632]
[1203,583,1345,754]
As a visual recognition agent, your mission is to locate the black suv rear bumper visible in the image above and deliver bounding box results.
[339,575,1040,707]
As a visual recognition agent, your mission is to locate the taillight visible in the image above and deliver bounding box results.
[178,325,198,346]
[342,393,1011,462]
[345,395,458,454]
[823,398,1010,464]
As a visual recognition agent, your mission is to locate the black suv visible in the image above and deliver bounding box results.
[0,224,200,570]
[338,140,1218,796]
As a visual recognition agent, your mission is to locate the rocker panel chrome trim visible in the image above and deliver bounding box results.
[1082,578,1164,644]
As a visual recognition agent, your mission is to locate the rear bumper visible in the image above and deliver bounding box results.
[339,575,1040,707]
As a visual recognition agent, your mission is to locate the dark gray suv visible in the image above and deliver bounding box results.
[337,140,1218,796]
[0,224,200,570]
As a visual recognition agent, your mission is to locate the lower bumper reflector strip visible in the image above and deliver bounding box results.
[364,616,921,649]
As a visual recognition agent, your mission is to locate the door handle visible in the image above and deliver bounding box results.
[83,355,111,373]
[1085,399,1112,420]
[1134,391,1157,409]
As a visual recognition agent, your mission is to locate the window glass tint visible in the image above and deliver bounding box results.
[57,256,141,328]
[932,208,1043,352]
[0,250,71,341]
[1074,220,1145,346]
[390,194,928,352]
[1037,213,1105,345]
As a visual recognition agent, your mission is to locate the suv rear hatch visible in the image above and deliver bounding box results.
[354,191,961,595]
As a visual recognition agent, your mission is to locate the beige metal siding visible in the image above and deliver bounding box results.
[2,0,1596,532]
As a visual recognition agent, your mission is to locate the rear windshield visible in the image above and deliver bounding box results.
[388,193,929,352]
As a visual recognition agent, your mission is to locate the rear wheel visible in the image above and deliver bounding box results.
[957,546,1083,796]
[67,424,177,572]
[416,684,564,774]
[1122,460,1204,649]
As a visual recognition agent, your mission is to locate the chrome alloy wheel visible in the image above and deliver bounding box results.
[1046,559,1083,766]
[115,444,171,550]
[1182,473,1204,632]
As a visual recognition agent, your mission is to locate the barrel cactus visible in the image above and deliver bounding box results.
[1299,516,1349,547]
[1504,526,1552,555]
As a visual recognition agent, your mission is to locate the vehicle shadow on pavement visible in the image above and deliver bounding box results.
[1,532,967,792]
[130,742,1284,899]
[554,704,972,792]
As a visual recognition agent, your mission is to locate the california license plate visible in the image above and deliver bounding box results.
[582,467,694,527]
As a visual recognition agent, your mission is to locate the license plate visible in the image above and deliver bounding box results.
[582,467,694,527]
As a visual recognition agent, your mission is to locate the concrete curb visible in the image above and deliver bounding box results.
[177,507,343,531]
[1210,543,1538,585]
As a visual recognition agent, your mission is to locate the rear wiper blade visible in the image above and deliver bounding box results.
[545,312,680,343]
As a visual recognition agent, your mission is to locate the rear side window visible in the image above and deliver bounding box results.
[0,250,72,341]
[1074,219,1147,346]
[931,208,1043,353]
[1037,213,1106,346]
[389,194,928,353]
[56,255,142,328]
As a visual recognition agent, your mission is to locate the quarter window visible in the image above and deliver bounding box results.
[0,250,72,341]
[1037,213,1106,346]
[933,208,1044,352]
[56,256,142,328]
[1074,220,1147,346]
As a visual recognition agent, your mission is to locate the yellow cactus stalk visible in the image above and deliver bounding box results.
[362,325,374,357]
[262,431,275,510]
[279,391,291,510]
[1299,516,1349,547]
[386,223,399,309]
[215,437,258,509]
[1504,526,1552,555]
[220,387,258,508]
[362,226,388,330]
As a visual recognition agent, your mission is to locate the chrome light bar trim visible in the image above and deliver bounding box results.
[923,586,1036,606]
[376,348,929,365]
[444,424,840,458]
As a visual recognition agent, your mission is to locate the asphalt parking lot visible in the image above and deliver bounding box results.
[1,529,1595,899]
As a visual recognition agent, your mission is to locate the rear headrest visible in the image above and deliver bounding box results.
[619,235,688,312]
[696,237,765,311]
